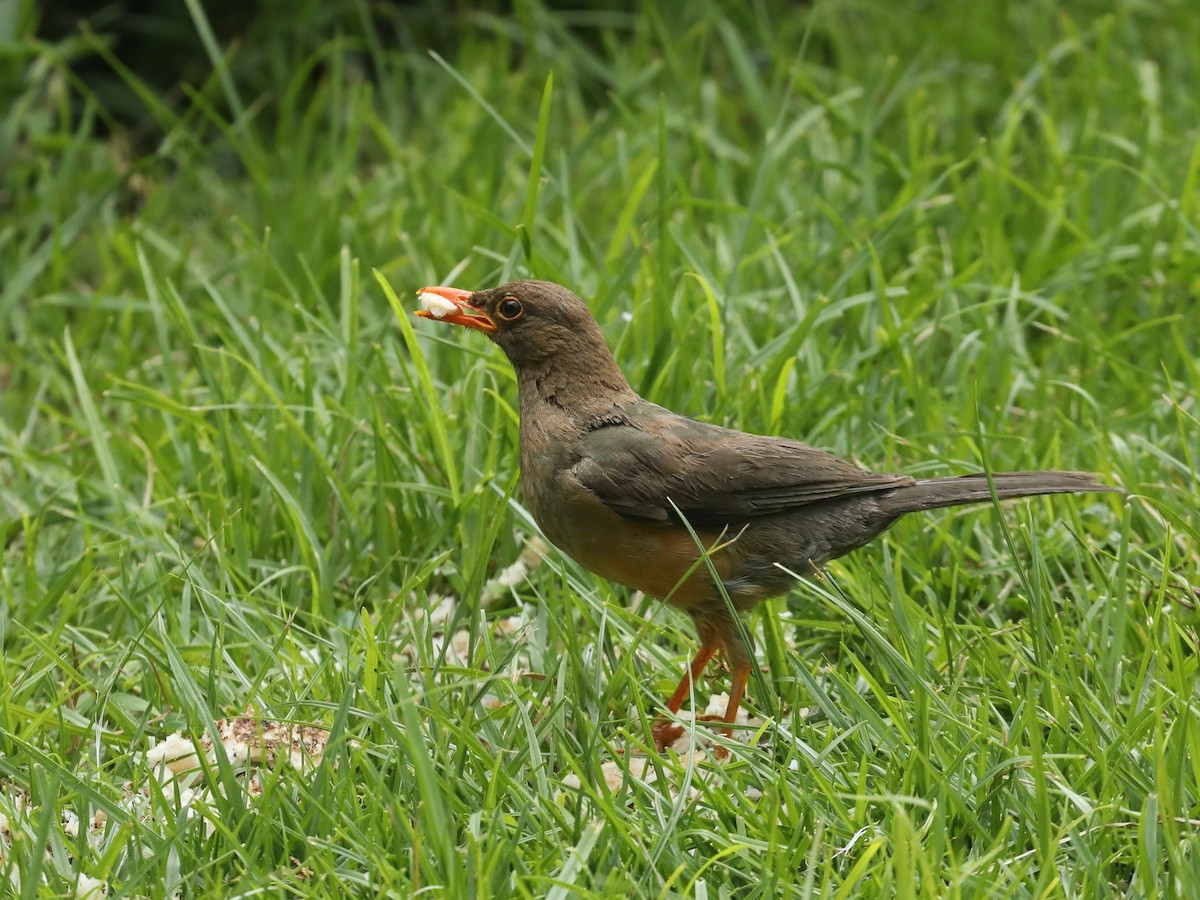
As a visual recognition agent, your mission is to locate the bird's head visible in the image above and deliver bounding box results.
[415,279,610,370]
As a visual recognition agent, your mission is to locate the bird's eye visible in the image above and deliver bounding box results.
[497,297,524,321]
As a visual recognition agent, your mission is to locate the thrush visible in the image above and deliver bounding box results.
[415,279,1114,749]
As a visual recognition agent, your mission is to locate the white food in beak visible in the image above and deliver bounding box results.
[419,291,460,319]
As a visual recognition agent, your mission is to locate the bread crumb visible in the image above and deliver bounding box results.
[419,291,458,319]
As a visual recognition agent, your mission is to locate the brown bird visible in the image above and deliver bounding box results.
[415,279,1114,749]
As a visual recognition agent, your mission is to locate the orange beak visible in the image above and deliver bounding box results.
[414,286,497,334]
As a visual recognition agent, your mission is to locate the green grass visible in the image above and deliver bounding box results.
[2,0,1199,895]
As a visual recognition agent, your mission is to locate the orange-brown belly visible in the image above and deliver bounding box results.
[533,489,738,609]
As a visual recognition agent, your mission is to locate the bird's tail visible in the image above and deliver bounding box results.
[879,471,1116,516]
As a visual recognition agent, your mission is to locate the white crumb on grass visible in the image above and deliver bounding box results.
[560,755,702,800]
[146,731,204,777]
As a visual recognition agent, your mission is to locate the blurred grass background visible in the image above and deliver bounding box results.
[2,0,1198,895]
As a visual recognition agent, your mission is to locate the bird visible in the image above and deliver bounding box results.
[414,279,1115,750]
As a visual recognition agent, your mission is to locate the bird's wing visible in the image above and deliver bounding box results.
[570,406,913,525]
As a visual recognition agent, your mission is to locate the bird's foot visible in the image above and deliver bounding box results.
[651,719,685,752]
[652,714,735,756]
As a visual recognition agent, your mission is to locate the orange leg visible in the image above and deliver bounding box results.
[703,663,752,759]
[652,642,719,750]
[663,642,720,713]
[722,663,751,727]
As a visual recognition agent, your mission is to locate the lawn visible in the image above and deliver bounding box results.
[2,0,1199,896]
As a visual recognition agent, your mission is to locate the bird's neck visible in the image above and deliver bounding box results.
[514,349,638,424]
